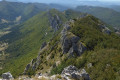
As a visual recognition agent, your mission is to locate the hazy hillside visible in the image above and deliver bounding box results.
[76,6,120,28]
[0,1,50,23]
[108,5,120,12]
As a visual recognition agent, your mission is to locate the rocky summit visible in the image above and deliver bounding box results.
[2,72,13,80]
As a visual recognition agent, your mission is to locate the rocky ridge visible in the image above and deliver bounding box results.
[23,15,114,80]
[48,11,62,32]
[61,21,87,57]
[23,16,87,74]
[23,13,63,74]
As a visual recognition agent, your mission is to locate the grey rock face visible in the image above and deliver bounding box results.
[62,65,78,74]
[77,43,87,56]
[61,21,86,57]
[24,58,40,74]
[32,62,37,70]
[49,14,62,32]
[61,30,86,56]
[24,64,31,74]
[2,72,13,80]
[61,65,91,80]
[64,23,71,31]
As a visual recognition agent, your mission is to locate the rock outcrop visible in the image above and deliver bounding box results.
[61,65,91,80]
[24,41,48,74]
[99,25,111,35]
[2,72,13,80]
[24,58,38,74]
[24,64,31,73]
[49,14,62,32]
[24,41,48,73]
[61,22,86,57]
[23,18,87,75]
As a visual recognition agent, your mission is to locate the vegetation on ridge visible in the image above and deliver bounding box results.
[0,10,66,77]
[33,15,120,80]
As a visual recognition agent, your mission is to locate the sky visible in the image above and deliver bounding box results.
[19,0,120,2]
[1,0,120,5]
[3,0,120,3]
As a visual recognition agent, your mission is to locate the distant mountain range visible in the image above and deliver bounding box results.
[76,6,120,27]
[4,0,120,7]
[1,1,120,28]
[0,1,50,23]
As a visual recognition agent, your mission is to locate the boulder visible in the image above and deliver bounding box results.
[35,72,42,77]
[62,65,78,74]
[87,63,92,68]
[61,65,91,80]
[2,72,13,80]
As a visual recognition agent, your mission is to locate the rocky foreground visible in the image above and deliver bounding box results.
[1,65,91,80]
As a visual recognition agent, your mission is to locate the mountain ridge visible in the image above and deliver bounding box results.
[0,2,120,80]
[21,14,120,80]
[76,6,120,28]
[0,9,86,77]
